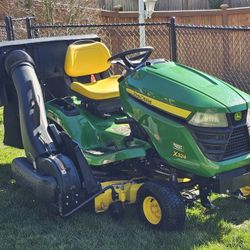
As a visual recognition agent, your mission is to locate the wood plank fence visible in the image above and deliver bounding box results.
[101,6,250,26]
[99,0,250,11]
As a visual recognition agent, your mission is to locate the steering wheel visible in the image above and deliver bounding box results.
[108,47,154,70]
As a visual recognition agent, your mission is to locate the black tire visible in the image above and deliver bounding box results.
[137,181,186,231]
[109,201,125,220]
[47,202,60,217]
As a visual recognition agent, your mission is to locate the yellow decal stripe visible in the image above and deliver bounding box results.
[126,88,191,119]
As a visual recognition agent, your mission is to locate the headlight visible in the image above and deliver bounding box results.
[188,112,228,127]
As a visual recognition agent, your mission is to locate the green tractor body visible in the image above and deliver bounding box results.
[47,60,250,180]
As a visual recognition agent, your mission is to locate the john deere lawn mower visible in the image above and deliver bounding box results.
[1,35,250,231]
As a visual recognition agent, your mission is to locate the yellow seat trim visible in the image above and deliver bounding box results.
[70,75,120,100]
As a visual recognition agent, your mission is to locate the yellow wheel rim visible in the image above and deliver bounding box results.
[241,186,250,197]
[143,196,162,225]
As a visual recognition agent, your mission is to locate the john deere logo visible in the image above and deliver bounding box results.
[234,112,242,121]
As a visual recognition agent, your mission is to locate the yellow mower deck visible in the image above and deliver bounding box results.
[95,180,142,213]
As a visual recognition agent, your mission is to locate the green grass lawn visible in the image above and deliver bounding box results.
[0,108,250,250]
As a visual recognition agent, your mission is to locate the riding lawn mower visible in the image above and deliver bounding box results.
[0,35,250,231]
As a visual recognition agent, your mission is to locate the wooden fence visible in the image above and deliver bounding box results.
[101,6,250,26]
[99,0,250,11]
[99,0,209,11]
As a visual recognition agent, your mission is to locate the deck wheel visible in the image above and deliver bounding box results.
[109,201,124,220]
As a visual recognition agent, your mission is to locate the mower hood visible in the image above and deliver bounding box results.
[125,61,250,118]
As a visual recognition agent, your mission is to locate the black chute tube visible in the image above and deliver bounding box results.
[5,50,56,163]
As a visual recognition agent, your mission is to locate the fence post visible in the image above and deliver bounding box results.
[221,4,229,26]
[26,17,33,38]
[169,17,178,62]
[4,16,15,40]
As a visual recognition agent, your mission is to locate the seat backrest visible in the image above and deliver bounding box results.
[64,41,111,77]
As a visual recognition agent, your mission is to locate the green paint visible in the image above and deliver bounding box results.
[123,62,250,114]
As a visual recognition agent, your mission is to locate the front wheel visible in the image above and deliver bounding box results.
[137,182,186,231]
[240,186,250,199]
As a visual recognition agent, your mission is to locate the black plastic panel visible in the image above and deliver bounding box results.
[214,164,250,193]
[12,157,57,202]
[50,98,80,116]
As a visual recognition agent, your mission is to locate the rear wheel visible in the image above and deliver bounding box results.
[137,182,185,230]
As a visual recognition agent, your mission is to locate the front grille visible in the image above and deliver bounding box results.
[224,126,250,158]
[189,125,250,162]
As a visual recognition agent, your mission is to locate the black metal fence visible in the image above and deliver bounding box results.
[29,21,174,61]
[3,16,35,41]
[176,25,250,93]
[1,16,250,93]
